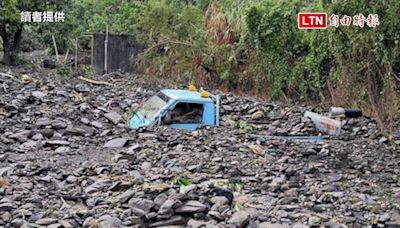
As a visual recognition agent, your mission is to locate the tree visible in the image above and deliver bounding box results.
[0,0,21,65]
[0,0,72,65]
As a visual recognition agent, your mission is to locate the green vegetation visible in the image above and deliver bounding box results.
[0,0,399,132]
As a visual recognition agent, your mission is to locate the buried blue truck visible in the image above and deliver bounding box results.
[130,86,220,130]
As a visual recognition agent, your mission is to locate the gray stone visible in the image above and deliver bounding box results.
[0,203,14,212]
[258,222,289,228]
[32,91,47,99]
[158,199,175,216]
[210,196,229,205]
[31,133,44,140]
[175,200,207,214]
[129,198,154,216]
[51,118,68,130]
[149,215,185,227]
[104,111,122,124]
[10,218,23,227]
[98,215,123,227]
[66,175,78,183]
[228,210,250,228]
[59,220,74,228]
[55,146,70,153]
[251,110,264,120]
[83,217,94,227]
[379,213,391,222]
[64,127,88,136]
[85,179,112,194]
[46,140,70,146]
[188,219,207,228]
[8,130,31,142]
[103,138,127,148]
[36,117,52,126]
[0,167,11,177]
[48,223,62,228]
[41,128,54,138]
[141,161,152,171]
[35,218,58,225]
[91,121,103,129]
[116,190,135,203]
[154,193,169,209]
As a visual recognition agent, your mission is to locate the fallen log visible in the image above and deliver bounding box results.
[78,76,113,86]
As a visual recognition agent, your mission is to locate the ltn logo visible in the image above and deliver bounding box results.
[298,13,327,29]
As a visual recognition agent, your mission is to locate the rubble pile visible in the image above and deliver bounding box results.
[0,66,399,228]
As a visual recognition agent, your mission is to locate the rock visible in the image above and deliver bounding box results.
[85,179,112,194]
[228,210,250,228]
[33,116,50,131]
[149,215,185,227]
[59,220,74,228]
[64,127,90,136]
[35,218,58,225]
[0,203,14,212]
[188,219,207,228]
[175,200,207,214]
[210,196,229,205]
[83,217,95,227]
[248,144,265,156]
[258,222,289,228]
[46,140,70,146]
[379,213,391,222]
[379,136,388,143]
[31,133,44,140]
[41,128,55,138]
[0,167,11,176]
[48,223,62,228]
[104,111,123,125]
[98,215,123,227]
[158,199,175,217]
[38,175,52,182]
[143,183,170,193]
[51,118,68,130]
[128,198,154,216]
[66,175,78,183]
[91,121,103,129]
[127,215,143,225]
[141,161,152,171]
[55,146,70,153]
[103,138,127,148]
[10,218,23,227]
[8,130,31,142]
[251,110,264,120]
[32,91,47,99]
[154,193,169,209]
[115,190,135,203]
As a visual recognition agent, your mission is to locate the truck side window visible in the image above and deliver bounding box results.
[163,103,203,124]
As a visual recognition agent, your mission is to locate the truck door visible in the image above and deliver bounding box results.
[161,102,204,130]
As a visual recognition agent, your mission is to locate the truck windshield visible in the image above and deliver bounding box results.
[138,92,170,119]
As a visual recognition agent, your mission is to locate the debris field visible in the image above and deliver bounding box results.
[0,65,399,228]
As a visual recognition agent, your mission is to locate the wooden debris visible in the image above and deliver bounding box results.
[0,73,22,83]
[72,90,83,102]
[0,177,9,188]
[78,76,113,86]
[0,72,15,79]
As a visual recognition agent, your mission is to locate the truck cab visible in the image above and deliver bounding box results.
[129,87,220,130]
